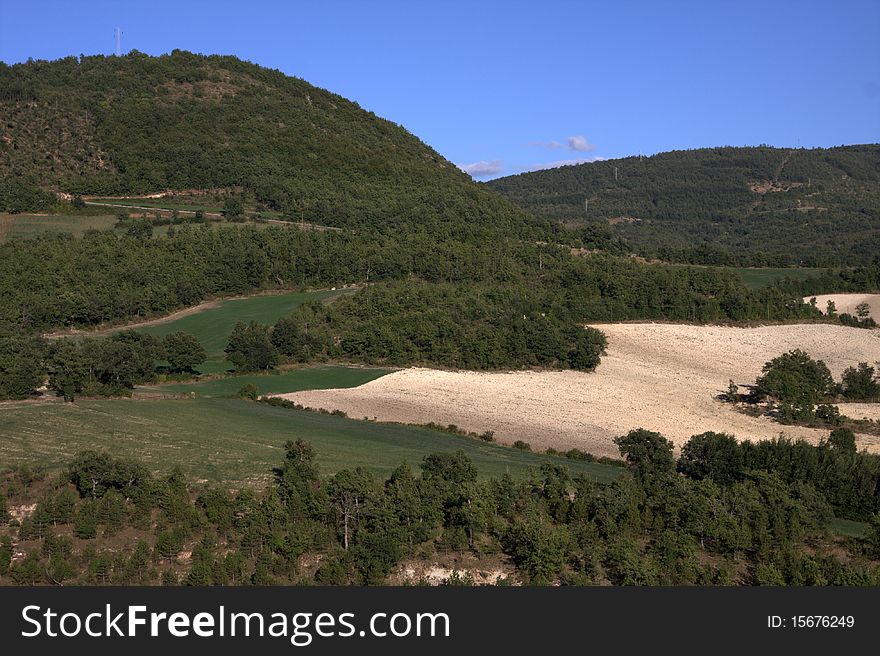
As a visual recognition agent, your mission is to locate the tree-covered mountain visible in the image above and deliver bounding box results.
[0,50,537,235]
[488,145,880,266]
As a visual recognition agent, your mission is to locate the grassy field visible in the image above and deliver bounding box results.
[0,398,623,486]
[0,213,118,242]
[141,365,392,398]
[828,517,871,538]
[137,290,344,373]
[665,264,825,289]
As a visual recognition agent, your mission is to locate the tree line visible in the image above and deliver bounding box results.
[0,221,838,333]
[0,329,205,401]
[2,428,880,586]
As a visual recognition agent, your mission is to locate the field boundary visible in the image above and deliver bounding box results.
[42,286,359,339]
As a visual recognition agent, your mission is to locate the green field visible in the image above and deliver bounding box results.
[730,267,826,288]
[828,517,871,538]
[141,365,392,398]
[136,290,344,373]
[0,213,118,242]
[665,263,825,289]
[0,398,623,485]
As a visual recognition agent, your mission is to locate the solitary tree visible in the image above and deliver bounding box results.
[754,350,834,409]
[223,195,244,219]
[163,331,207,373]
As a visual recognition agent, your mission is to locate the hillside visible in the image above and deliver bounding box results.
[488,145,880,266]
[0,50,535,235]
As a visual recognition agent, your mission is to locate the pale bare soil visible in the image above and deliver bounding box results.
[837,403,880,422]
[277,323,880,458]
[805,293,880,320]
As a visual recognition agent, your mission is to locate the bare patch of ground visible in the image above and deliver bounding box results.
[606,216,641,225]
[837,403,880,422]
[749,180,804,194]
[276,323,880,457]
[804,293,880,320]
[390,554,517,586]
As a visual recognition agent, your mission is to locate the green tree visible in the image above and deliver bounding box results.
[678,432,743,484]
[327,467,375,550]
[502,514,570,584]
[841,363,879,401]
[275,439,326,520]
[614,428,675,480]
[0,336,45,400]
[225,321,278,371]
[754,350,834,411]
[223,195,244,219]
[163,331,207,373]
[826,427,857,454]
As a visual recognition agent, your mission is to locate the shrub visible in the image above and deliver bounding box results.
[237,384,259,400]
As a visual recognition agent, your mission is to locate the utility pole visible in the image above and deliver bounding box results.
[584,198,589,214]
[614,166,618,181]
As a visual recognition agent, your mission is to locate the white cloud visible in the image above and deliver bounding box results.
[521,156,604,172]
[458,160,503,177]
[566,135,595,152]
[527,139,564,149]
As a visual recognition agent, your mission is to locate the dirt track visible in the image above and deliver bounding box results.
[276,323,880,458]
[43,299,222,339]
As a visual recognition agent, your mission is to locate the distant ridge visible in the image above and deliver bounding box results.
[488,145,880,266]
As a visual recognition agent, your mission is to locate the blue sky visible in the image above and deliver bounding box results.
[2,0,878,179]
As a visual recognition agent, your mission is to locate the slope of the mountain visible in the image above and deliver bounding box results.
[488,145,880,266]
[0,50,536,235]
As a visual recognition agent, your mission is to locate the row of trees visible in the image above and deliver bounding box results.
[241,282,610,372]
[0,330,205,400]
[3,428,880,586]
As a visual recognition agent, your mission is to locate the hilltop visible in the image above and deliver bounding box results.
[488,145,880,266]
[0,50,534,235]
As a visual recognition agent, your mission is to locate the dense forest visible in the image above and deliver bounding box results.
[0,51,542,238]
[2,428,879,586]
[488,145,880,267]
[3,221,851,334]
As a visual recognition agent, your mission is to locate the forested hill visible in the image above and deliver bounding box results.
[488,145,880,266]
[0,50,535,234]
